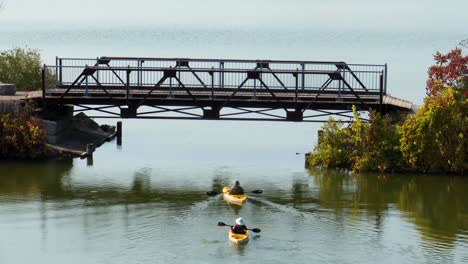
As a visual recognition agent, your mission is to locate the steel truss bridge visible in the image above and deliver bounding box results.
[41,56,411,122]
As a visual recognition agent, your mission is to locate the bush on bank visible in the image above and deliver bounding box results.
[308,107,402,173]
[399,48,467,174]
[0,47,53,91]
[398,87,467,174]
[308,49,467,175]
[0,112,47,159]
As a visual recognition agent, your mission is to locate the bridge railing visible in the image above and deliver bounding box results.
[44,57,387,97]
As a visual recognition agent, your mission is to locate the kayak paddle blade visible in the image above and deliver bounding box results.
[206,191,220,196]
[217,222,228,227]
[251,228,261,233]
[252,190,263,194]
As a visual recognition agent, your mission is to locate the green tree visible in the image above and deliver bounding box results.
[348,106,368,159]
[308,48,467,174]
[308,119,353,169]
[353,111,402,172]
[0,48,44,91]
[309,107,403,173]
[399,48,467,174]
[398,88,467,174]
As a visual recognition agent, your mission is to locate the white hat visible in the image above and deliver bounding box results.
[235,217,245,226]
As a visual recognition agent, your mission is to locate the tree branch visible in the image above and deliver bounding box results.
[460,39,468,48]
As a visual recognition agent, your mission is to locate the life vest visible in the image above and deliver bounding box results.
[231,224,248,234]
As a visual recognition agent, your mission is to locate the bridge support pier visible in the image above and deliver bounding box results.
[120,106,137,118]
[41,105,74,120]
[203,108,220,119]
[286,110,303,122]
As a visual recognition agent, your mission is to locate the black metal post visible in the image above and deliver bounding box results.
[55,57,59,86]
[379,73,384,115]
[126,66,130,100]
[59,58,63,85]
[301,63,305,90]
[384,63,388,94]
[211,67,214,99]
[220,62,224,89]
[295,69,299,103]
[96,57,99,84]
[41,66,46,100]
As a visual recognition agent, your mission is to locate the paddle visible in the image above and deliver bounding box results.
[206,190,220,196]
[206,189,263,196]
[217,222,261,233]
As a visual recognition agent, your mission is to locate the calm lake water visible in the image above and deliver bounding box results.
[1,11,468,263]
[0,120,468,264]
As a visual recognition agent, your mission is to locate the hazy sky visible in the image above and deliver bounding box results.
[1,0,467,31]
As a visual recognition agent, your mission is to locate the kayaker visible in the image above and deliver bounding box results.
[231,217,248,234]
[229,180,245,195]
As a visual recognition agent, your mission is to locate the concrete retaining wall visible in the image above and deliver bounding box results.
[0,84,25,115]
[0,100,22,114]
[0,83,16,96]
[39,119,70,144]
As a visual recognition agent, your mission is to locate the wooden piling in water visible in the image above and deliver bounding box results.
[87,155,94,166]
[317,130,323,145]
[86,143,95,155]
[117,121,122,146]
[304,152,311,168]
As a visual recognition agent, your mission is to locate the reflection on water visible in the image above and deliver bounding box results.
[307,169,468,247]
[1,161,467,263]
[397,176,468,244]
[0,160,466,242]
[0,162,211,207]
[224,202,242,215]
[229,241,247,256]
[0,160,73,201]
[2,161,466,247]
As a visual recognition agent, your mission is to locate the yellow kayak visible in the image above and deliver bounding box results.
[222,187,247,205]
[229,229,249,244]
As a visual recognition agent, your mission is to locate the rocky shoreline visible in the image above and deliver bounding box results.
[43,112,117,159]
[1,85,116,160]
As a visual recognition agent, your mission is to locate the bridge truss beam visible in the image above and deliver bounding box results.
[42,57,387,122]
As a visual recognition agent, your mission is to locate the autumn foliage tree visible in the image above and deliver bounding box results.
[309,48,467,175]
[0,112,47,159]
[426,48,468,96]
[398,49,468,174]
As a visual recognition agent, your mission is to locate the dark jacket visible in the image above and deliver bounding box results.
[229,185,245,195]
[231,224,248,234]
